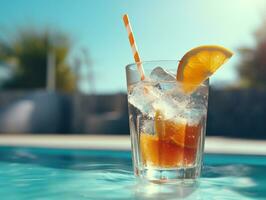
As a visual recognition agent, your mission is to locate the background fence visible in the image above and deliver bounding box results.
[0,89,265,139]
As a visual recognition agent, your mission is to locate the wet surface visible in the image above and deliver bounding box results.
[0,146,265,200]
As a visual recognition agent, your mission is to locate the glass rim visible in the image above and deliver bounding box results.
[125,60,180,70]
[125,60,209,87]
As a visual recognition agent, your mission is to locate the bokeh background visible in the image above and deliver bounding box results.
[0,0,266,138]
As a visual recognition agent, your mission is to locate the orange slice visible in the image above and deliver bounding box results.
[154,110,186,146]
[176,45,233,93]
[165,120,186,147]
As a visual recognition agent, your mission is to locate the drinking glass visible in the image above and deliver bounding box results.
[126,60,209,183]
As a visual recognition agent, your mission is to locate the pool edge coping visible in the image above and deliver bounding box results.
[0,135,265,155]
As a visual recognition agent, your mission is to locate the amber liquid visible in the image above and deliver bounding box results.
[140,123,201,168]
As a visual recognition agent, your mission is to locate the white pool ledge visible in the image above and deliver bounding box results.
[0,135,265,156]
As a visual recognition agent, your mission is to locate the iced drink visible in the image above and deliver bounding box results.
[126,62,209,182]
[140,117,202,168]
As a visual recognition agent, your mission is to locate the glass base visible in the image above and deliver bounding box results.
[136,166,200,184]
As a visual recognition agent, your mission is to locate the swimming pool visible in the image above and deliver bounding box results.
[0,146,265,200]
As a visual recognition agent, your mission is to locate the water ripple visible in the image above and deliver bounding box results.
[0,147,265,199]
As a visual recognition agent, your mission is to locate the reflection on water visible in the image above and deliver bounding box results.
[0,147,265,200]
[133,181,199,200]
[133,166,265,200]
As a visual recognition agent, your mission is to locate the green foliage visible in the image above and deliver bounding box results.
[0,28,76,92]
[237,19,266,89]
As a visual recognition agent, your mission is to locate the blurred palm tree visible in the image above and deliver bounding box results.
[237,18,266,90]
[0,27,76,92]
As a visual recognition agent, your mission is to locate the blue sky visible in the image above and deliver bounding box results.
[0,0,265,93]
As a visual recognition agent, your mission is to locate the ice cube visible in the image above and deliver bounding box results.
[150,66,176,82]
[185,108,204,126]
[141,119,154,134]
[181,96,207,126]
[128,76,205,124]
[152,97,177,119]
[128,82,162,116]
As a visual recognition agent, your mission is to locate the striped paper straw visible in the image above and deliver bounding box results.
[123,14,145,80]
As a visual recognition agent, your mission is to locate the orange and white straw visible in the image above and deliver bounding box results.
[123,14,145,80]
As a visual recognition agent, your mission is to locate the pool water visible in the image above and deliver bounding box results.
[0,146,265,200]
